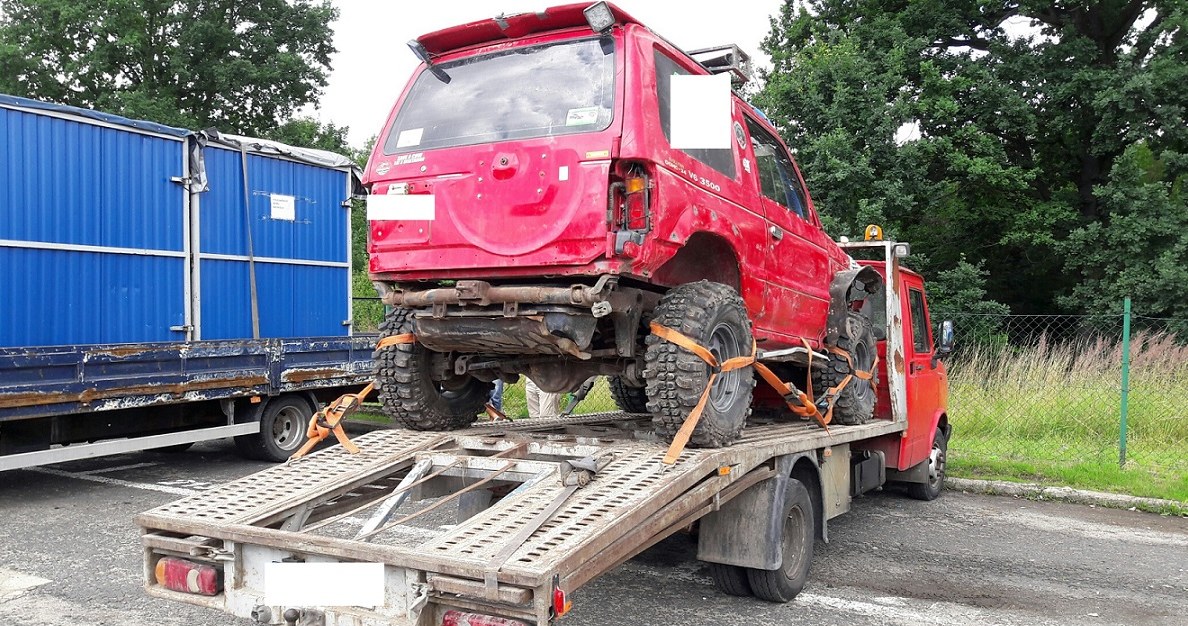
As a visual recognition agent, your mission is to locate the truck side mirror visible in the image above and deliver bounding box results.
[932,320,955,367]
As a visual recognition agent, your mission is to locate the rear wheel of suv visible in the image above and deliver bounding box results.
[644,281,756,447]
[375,307,493,431]
[608,376,648,413]
[812,309,878,426]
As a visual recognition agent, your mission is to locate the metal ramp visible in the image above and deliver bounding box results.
[137,412,900,623]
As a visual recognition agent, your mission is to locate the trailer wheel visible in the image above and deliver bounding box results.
[813,310,877,425]
[747,478,814,602]
[234,396,313,462]
[708,562,753,597]
[375,307,492,431]
[645,281,755,447]
[608,376,648,413]
[905,426,948,501]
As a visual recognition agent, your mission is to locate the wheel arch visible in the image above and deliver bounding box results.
[651,232,742,293]
[825,265,881,345]
[696,452,825,570]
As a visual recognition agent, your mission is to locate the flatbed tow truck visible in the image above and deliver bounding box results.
[135,240,953,626]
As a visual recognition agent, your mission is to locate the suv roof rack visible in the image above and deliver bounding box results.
[688,44,753,86]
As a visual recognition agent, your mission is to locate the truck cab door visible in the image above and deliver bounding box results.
[901,275,948,465]
[740,115,832,343]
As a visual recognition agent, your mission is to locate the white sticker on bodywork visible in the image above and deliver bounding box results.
[565,106,600,126]
[265,562,384,607]
[367,193,435,221]
[558,166,569,181]
[670,73,732,149]
[396,128,424,148]
[269,194,295,221]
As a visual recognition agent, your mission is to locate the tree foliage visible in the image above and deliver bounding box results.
[0,0,338,134]
[759,0,1188,317]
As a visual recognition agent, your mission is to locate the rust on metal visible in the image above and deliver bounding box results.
[386,280,602,308]
[283,367,349,383]
[892,351,905,374]
[88,346,154,358]
[0,375,269,409]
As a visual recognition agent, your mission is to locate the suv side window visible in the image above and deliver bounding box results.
[909,289,931,352]
[744,116,808,219]
[653,49,736,178]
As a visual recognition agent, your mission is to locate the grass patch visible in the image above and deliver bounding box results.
[947,330,1188,503]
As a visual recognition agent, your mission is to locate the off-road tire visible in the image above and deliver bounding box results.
[608,376,648,413]
[747,478,815,602]
[812,310,878,426]
[708,562,753,597]
[644,280,755,447]
[234,395,313,462]
[905,425,949,501]
[375,307,492,431]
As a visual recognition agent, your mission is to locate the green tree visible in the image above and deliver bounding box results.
[0,0,338,134]
[759,1,1188,316]
[266,117,352,155]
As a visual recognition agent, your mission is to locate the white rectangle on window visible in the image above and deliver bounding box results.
[670,74,732,150]
[395,128,424,148]
[367,194,435,221]
[264,562,384,607]
[270,194,295,221]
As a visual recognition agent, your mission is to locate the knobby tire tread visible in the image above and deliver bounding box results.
[643,280,755,448]
[375,307,489,431]
[812,310,878,426]
[608,376,649,413]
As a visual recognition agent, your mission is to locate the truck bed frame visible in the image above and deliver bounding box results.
[136,411,903,625]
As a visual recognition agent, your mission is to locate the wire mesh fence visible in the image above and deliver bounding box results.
[947,305,1188,498]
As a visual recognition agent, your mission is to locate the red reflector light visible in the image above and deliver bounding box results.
[441,609,529,626]
[552,585,572,617]
[625,193,647,230]
[154,556,222,596]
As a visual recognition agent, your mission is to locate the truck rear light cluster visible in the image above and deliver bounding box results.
[154,556,222,596]
[441,609,529,626]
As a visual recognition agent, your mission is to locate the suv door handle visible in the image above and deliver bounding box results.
[769,225,783,240]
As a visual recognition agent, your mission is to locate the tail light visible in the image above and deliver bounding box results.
[154,556,222,596]
[624,175,649,231]
[441,610,529,626]
[610,164,652,255]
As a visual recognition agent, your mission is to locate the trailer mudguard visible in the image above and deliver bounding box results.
[825,266,882,345]
[697,454,815,570]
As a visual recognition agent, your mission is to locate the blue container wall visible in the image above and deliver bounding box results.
[0,104,187,347]
[198,145,350,340]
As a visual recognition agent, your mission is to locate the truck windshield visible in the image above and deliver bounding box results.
[382,37,615,155]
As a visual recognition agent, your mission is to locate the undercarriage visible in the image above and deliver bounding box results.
[377,275,657,393]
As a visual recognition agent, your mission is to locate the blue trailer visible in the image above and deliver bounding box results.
[0,95,374,470]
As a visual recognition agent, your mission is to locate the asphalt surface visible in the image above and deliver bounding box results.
[1,439,1185,626]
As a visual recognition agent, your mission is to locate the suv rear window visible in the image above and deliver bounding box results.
[382,37,615,155]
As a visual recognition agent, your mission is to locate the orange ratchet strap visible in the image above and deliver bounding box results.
[650,322,875,465]
[289,333,417,460]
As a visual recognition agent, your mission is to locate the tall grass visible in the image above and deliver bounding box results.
[947,330,1188,502]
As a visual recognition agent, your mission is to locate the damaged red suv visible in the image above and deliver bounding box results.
[363,2,880,446]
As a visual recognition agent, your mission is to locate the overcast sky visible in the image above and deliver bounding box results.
[313,1,785,146]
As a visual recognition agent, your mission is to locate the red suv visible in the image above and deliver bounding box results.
[364,3,882,446]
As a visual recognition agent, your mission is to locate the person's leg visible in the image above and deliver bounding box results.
[490,379,504,412]
[525,378,542,418]
[538,389,562,417]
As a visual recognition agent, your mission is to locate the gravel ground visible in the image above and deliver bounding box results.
[1,439,1185,626]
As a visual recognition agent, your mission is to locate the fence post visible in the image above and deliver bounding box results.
[1119,297,1132,468]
